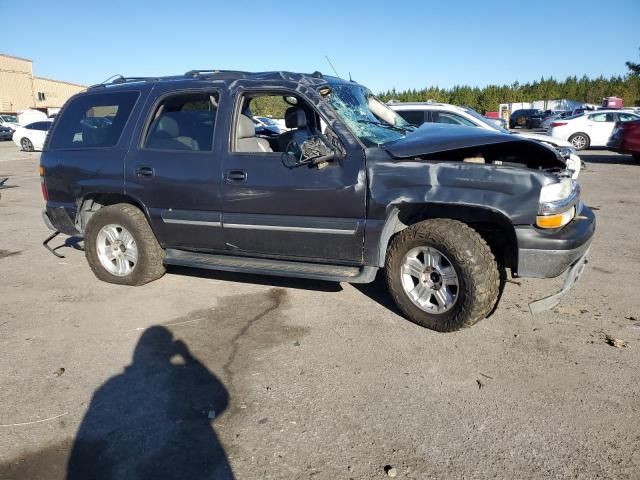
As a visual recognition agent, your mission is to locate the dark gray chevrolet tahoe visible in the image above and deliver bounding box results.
[40,70,595,332]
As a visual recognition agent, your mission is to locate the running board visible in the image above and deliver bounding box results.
[164,249,377,283]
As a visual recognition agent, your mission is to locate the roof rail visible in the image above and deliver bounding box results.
[184,69,248,79]
[112,76,160,84]
[88,75,160,90]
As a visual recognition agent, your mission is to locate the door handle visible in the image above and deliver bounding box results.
[224,170,247,183]
[136,166,154,178]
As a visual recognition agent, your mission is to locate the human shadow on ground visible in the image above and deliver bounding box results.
[66,326,233,480]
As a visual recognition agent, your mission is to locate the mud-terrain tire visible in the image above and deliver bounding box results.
[568,132,590,150]
[385,219,500,332]
[85,203,165,285]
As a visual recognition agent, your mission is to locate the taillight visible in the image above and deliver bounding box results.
[39,165,48,201]
[551,122,568,127]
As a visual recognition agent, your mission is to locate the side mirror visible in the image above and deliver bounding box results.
[281,136,337,169]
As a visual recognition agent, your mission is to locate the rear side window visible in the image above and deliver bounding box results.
[27,122,51,131]
[143,92,219,151]
[589,112,615,122]
[49,91,139,149]
[395,110,425,126]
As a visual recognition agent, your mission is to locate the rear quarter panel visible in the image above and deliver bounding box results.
[41,87,150,220]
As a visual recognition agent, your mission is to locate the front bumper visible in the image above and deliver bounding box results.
[528,248,590,314]
[515,205,595,313]
[515,204,595,279]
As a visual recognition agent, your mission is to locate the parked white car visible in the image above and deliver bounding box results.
[389,102,582,178]
[548,110,640,150]
[541,111,572,131]
[12,120,53,151]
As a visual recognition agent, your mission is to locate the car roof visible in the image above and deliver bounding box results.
[86,70,351,92]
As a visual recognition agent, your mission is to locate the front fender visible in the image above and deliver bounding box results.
[363,150,549,267]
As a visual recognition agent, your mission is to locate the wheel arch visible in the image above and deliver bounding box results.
[376,203,518,270]
[75,193,153,235]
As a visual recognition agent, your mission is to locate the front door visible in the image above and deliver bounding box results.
[219,91,366,264]
[125,87,224,251]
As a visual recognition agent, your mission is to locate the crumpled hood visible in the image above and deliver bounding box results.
[386,122,530,158]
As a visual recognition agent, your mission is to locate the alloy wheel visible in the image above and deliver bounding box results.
[96,223,138,276]
[400,246,459,314]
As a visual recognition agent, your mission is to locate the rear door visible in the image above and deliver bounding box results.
[586,112,616,145]
[124,87,224,251]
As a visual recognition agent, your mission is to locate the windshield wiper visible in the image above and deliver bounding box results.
[357,119,412,133]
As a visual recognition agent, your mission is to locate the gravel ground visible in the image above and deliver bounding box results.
[0,141,638,479]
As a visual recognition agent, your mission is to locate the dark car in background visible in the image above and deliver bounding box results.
[509,109,546,129]
[608,119,640,160]
[0,126,13,141]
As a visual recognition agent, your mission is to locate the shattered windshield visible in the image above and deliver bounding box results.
[326,83,413,147]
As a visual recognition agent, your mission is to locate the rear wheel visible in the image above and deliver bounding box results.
[20,137,34,151]
[385,219,500,332]
[85,203,165,285]
[568,132,590,150]
[632,153,640,161]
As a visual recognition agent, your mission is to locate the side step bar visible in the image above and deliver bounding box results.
[164,249,378,284]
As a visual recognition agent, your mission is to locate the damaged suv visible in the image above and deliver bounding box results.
[40,70,595,332]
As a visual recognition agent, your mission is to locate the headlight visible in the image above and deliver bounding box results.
[556,146,576,158]
[539,178,574,204]
[537,178,579,228]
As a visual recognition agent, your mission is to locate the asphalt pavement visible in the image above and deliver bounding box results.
[0,141,638,479]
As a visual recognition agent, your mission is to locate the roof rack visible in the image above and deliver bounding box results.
[88,75,161,90]
[112,76,160,84]
[184,69,248,79]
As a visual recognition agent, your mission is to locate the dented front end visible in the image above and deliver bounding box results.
[365,123,595,288]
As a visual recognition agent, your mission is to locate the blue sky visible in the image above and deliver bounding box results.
[3,0,639,93]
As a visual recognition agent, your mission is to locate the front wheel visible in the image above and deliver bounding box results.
[385,219,500,332]
[632,153,640,161]
[85,203,165,285]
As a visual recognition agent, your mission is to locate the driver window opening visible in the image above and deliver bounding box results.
[232,93,323,154]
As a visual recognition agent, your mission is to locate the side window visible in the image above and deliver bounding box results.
[589,113,609,122]
[49,91,139,149]
[232,93,322,154]
[144,92,218,151]
[432,111,476,127]
[395,110,425,126]
[618,113,639,122]
[33,122,51,131]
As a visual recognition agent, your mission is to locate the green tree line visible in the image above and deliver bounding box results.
[378,74,640,113]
